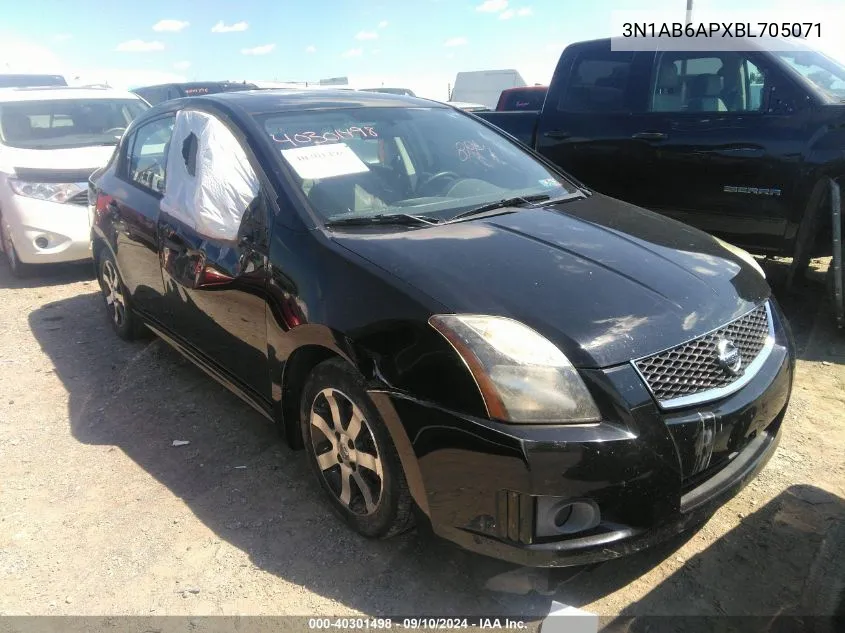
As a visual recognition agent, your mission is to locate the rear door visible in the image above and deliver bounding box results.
[105,113,175,317]
[636,50,809,251]
[156,108,272,408]
[535,43,658,207]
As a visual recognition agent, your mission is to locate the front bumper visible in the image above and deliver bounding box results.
[369,303,794,567]
[1,193,92,264]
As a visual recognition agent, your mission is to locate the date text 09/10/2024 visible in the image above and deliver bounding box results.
[307,618,529,630]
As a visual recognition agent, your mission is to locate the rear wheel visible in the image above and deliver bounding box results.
[97,250,144,340]
[300,358,414,538]
[0,219,32,278]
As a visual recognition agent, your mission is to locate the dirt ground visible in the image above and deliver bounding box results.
[0,255,843,629]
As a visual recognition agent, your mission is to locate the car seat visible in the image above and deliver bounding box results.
[0,111,33,143]
[686,74,728,112]
[652,62,683,111]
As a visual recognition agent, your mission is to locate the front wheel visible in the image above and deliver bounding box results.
[300,358,414,538]
[97,250,144,340]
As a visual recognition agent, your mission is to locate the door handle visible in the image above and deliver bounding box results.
[543,130,571,140]
[632,131,668,141]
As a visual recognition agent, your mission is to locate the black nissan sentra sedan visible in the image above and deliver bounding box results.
[89,90,794,567]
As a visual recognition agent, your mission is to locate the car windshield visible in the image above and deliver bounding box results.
[0,98,148,149]
[774,50,845,101]
[258,106,572,224]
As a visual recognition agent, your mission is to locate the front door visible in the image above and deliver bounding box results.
[157,108,273,408]
[108,113,175,318]
[633,50,809,252]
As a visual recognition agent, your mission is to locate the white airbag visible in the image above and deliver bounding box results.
[161,110,259,241]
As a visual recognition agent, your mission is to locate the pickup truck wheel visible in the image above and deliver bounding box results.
[0,219,32,279]
[828,246,845,331]
[300,358,414,539]
[97,250,144,340]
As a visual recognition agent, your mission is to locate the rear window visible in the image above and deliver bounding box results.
[500,88,547,111]
[558,51,634,112]
[0,74,67,88]
[0,98,148,149]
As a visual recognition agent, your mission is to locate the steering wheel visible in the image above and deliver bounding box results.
[104,127,126,136]
[419,171,460,194]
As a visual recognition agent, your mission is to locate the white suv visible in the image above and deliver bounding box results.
[0,86,148,276]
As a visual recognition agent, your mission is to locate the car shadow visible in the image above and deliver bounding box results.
[0,257,94,290]
[581,485,845,632]
[28,289,565,619]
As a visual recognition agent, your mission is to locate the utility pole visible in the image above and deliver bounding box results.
[686,0,694,25]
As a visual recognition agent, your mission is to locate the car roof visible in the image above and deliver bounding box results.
[135,81,257,90]
[194,89,448,115]
[0,86,143,103]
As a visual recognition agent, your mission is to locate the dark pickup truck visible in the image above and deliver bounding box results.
[477,37,845,327]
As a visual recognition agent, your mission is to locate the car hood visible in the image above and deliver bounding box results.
[330,194,771,368]
[1,145,116,174]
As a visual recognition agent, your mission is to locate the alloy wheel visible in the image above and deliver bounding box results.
[101,259,126,328]
[309,387,385,515]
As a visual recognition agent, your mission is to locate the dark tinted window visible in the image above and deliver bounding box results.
[134,86,170,105]
[558,51,634,112]
[0,74,66,88]
[126,116,175,194]
[500,88,547,111]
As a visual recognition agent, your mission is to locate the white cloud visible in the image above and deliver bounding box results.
[305,45,317,53]
[211,20,249,33]
[355,30,378,40]
[476,0,508,12]
[53,34,72,43]
[115,40,165,52]
[444,36,468,47]
[501,6,532,19]
[499,9,515,19]
[342,47,364,58]
[378,20,389,28]
[153,19,190,32]
[517,7,533,16]
[173,60,191,70]
[241,43,275,55]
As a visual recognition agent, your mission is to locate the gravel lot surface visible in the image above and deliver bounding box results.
[0,255,842,629]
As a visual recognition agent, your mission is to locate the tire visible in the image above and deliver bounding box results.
[0,218,32,279]
[300,358,414,538]
[96,249,144,340]
[828,249,845,331]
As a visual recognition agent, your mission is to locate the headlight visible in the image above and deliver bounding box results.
[8,179,86,204]
[715,237,766,279]
[429,314,601,424]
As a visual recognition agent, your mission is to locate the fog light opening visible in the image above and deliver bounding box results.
[535,497,601,538]
[34,237,49,249]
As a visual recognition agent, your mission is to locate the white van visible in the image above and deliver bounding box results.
[0,87,148,276]
[450,69,527,110]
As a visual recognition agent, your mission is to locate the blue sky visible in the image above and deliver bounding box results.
[2,0,843,100]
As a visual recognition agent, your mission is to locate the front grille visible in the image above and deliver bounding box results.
[634,303,772,406]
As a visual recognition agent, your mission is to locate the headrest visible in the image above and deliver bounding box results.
[656,62,680,88]
[1,111,32,140]
[688,74,723,97]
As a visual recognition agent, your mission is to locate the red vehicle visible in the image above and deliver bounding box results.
[495,85,548,111]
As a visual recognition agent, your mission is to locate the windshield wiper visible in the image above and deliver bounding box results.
[324,213,441,227]
[445,192,585,223]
